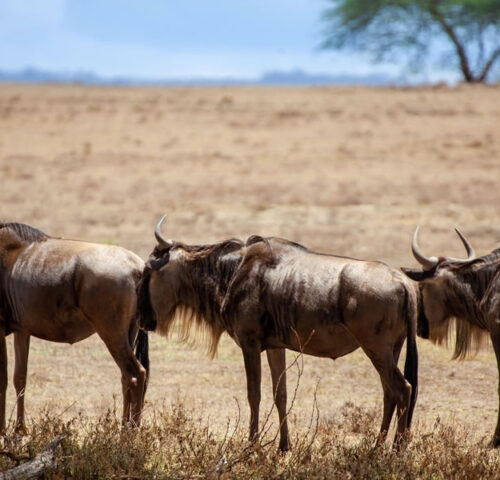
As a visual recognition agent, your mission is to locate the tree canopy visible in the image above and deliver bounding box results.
[321,0,500,82]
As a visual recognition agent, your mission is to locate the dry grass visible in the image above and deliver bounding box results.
[1,83,500,476]
[1,402,500,479]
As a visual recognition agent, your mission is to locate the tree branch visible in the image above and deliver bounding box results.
[479,47,500,82]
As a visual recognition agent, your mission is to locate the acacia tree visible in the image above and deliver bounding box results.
[321,0,500,82]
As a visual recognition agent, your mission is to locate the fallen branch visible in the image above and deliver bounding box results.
[0,436,64,480]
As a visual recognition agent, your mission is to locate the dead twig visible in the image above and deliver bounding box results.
[0,436,64,480]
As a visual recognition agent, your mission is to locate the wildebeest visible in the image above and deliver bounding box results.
[0,222,149,433]
[402,226,500,446]
[138,215,419,449]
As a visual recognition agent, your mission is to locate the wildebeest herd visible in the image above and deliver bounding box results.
[0,216,499,450]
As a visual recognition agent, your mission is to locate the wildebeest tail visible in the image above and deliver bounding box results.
[403,284,418,428]
[134,329,150,396]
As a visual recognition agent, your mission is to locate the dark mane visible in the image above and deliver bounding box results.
[0,222,49,243]
[182,238,246,317]
[449,248,500,304]
[431,248,500,358]
[266,236,308,251]
[139,238,246,357]
[180,238,244,258]
[473,248,500,265]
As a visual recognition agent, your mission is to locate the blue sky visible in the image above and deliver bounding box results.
[0,0,455,81]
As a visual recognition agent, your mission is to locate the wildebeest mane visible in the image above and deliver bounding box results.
[139,238,246,358]
[222,237,310,343]
[428,251,500,359]
[175,238,246,356]
[0,223,49,243]
[448,248,500,316]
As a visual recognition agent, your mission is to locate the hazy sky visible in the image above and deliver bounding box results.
[0,0,454,81]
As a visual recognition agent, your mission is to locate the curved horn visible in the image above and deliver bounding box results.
[411,226,439,270]
[154,214,172,249]
[446,228,476,263]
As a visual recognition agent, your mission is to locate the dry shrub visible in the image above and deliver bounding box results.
[0,405,499,479]
[334,401,379,435]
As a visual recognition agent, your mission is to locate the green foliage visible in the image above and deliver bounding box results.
[321,0,500,82]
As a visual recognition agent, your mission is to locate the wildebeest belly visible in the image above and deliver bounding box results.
[10,280,96,343]
[15,302,95,343]
[262,320,359,359]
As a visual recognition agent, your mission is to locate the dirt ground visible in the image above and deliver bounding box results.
[0,83,499,442]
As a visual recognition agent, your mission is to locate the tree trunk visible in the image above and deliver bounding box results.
[428,5,475,82]
[479,48,500,82]
[0,436,63,480]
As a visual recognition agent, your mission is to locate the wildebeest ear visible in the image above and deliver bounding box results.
[400,267,435,282]
[147,252,170,271]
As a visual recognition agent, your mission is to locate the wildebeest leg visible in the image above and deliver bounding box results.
[99,335,146,427]
[378,338,405,444]
[266,348,290,451]
[241,336,262,443]
[0,326,7,433]
[490,331,500,447]
[13,332,30,434]
[363,348,411,448]
[120,324,139,423]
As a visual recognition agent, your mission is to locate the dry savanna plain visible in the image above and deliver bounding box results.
[1,83,500,476]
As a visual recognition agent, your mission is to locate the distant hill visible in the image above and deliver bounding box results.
[0,67,401,86]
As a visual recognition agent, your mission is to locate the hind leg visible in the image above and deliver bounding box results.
[99,333,146,426]
[362,346,411,448]
[13,332,30,434]
[377,338,406,445]
[0,326,7,433]
[120,324,140,423]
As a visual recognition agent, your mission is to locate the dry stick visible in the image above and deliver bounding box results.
[224,329,317,468]
[0,436,63,480]
[299,379,320,456]
[216,397,241,458]
[259,328,315,449]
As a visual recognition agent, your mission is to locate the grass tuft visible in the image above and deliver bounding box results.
[1,403,500,479]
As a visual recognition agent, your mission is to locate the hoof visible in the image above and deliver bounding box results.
[491,437,500,448]
[278,443,290,453]
[14,425,28,436]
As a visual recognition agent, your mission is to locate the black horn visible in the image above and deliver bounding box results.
[411,226,439,270]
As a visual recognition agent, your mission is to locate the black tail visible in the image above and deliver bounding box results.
[134,329,150,397]
[403,286,419,428]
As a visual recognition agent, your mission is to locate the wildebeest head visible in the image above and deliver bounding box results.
[137,215,246,357]
[137,215,177,332]
[401,226,486,358]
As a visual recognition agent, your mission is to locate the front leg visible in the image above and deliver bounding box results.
[0,325,7,433]
[266,348,290,451]
[14,332,30,434]
[241,335,262,443]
